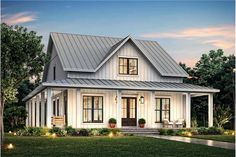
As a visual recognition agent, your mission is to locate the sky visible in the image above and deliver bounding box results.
[1,1,235,67]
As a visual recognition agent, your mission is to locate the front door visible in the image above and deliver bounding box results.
[122,97,137,126]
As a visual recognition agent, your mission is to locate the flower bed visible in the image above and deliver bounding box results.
[14,126,121,137]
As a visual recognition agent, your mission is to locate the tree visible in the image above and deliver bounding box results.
[180,49,235,128]
[1,23,48,143]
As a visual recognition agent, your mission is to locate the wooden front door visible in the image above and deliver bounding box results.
[122,97,137,126]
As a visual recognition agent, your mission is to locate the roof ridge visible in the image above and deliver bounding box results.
[50,32,162,44]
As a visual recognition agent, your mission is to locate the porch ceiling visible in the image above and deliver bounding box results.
[23,78,219,101]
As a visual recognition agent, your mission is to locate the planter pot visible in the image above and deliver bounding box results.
[139,124,145,128]
[109,123,116,128]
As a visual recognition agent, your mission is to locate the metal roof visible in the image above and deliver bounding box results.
[23,78,219,101]
[50,32,189,77]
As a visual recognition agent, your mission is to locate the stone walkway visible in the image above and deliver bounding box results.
[142,135,235,150]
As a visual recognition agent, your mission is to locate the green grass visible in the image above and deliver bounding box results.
[191,135,235,143]
[2,135,234,157]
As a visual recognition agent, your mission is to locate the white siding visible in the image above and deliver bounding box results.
[46,44,67,81]
[67,41,183,83]
[66,88,185,128]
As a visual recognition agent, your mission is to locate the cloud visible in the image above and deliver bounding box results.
[140,25,235,50]
[1,12,37,25]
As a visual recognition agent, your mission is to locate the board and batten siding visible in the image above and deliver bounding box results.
[66,88,185,128]
[46,44,67,82]
[67,41,183,83]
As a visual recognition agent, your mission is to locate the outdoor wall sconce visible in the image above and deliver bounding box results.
[139,96,144,104]
[115,96,117,104]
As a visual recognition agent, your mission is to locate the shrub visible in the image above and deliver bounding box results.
[159,129,168,135]
[197,127,208,135]
[138,118,146,124]
[175,129,185,136]
[99,128,110,136]
[90,129,100,136]
[108,118,117,124]
[65,126,76,136]
[224,130,235,135]
[207,127,224,135]
[110,129,121,136]
[16,127,46,136]
[49,127,66,136]
[167,129,176,136]
[190,129,198,135]
[78,129,89,136]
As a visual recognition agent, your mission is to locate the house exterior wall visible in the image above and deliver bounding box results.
[66,88,185,128]
[67,41,183,83]
[46,44,67,81]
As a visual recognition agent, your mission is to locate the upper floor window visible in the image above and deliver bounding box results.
[119,57,138,75]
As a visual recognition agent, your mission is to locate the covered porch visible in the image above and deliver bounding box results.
[23,78,219,129]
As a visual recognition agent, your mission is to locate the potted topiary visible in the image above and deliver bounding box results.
[108,118,117,128]
[138,118,146,128]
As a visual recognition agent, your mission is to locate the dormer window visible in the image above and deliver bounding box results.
[119,57,138,75]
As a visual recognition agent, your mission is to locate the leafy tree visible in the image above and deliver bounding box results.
[180,49,235,128]
[1,23,48,143]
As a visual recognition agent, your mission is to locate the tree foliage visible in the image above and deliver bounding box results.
[180,49,235,128]
[1,23,48,142]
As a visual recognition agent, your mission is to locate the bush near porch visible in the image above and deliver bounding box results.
[14,126,121,137]
[158,127,235,136]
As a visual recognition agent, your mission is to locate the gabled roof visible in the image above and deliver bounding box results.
[49,32,189,77]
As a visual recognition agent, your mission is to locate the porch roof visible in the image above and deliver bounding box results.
[23,78,219,101]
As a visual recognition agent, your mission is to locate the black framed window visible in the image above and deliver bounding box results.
[44,100,47,126]
[155,98,170,123]
[119,57,138,75]
[53,100,56,115]
[64,91,68,125]
[39,102,41,127]
[56,98,59,116]
[83,96,103,123]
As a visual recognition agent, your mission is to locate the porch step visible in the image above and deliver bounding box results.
[121,128,159,135]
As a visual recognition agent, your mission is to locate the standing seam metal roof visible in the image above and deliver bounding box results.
[50,32,188,77]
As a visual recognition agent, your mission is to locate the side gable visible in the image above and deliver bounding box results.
[42,36,67,82]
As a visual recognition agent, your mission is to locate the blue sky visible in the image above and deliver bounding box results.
[2,1,235,66]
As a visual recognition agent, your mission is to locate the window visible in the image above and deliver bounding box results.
[119,57,138,75]
[45,101,47,126]
[39,102,41,127]
[53,66,56,80]
[155,98,170,123]
[56,98,59,116]
[64,91,68,125]
[53,100,56,115]
[83,96,103,123]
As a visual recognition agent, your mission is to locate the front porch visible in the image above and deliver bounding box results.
[24,86,216,129]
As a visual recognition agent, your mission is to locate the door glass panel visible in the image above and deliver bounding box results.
[122,98,127,118]
[129,99,135,118]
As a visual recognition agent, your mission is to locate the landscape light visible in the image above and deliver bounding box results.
[187,132,192,137]
[13,132,17,136]
[108,132,113,138]
[7,143,14,149]
[51,133,57,138]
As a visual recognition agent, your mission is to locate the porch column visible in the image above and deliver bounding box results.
[116,90,122,128]
[208,93,213,127]
[36,95,40,127]
[150,91,155,128]
[25,101,29,127]
[28,100,32,127]
[185,93,191,128]
[76,89,81,128]
[41,92,45,127]
[46,88,52,128]
[32,97,36,127]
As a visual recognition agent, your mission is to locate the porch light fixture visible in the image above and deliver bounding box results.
[139,96,144,104]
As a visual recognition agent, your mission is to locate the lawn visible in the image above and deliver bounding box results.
[2,135,234,157]
[191,135,235,143]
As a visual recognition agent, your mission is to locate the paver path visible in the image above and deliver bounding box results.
[142,135,235,150]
